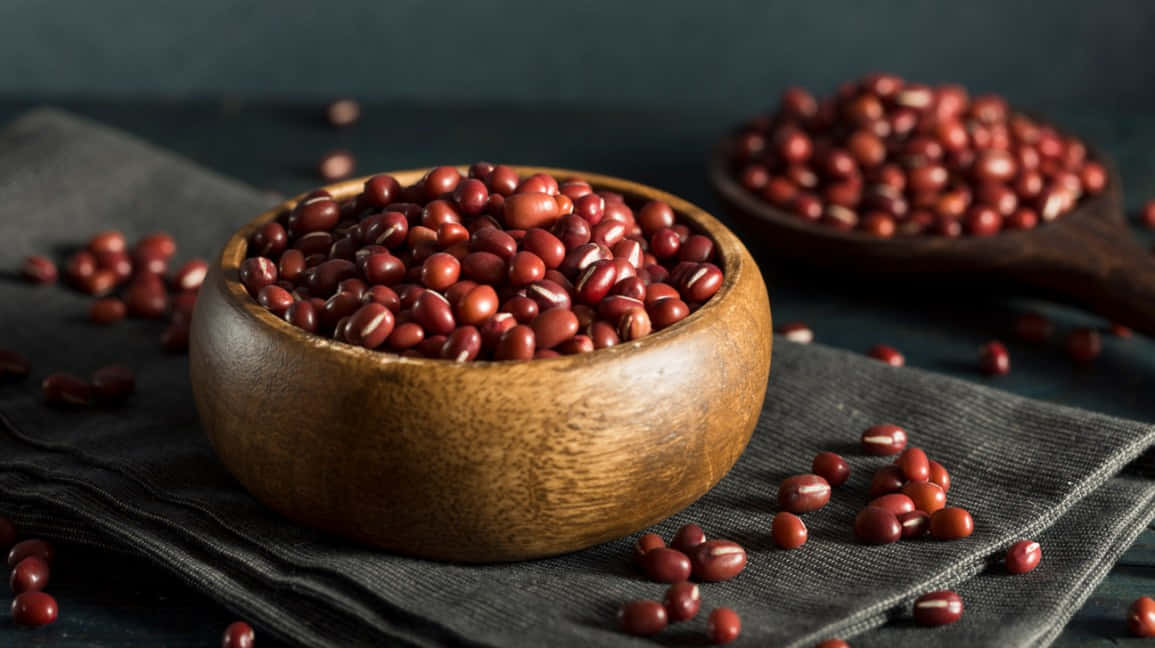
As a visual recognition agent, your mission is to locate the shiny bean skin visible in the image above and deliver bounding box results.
[778,474,831,513]
[413,291,456,335]
[507,251,546,287]
[531,308,579,349]
[346,303,395,349]
[898,447,930,482]
[678,263,723,302]
[930,507,974,540]
[285,300,318,333]
[869,465,906,497]
[691,540,747,582]
[10,556,50,594]
[589,320,620,349]
[575,259,617,304]
[456,284,499,326]
[617,307,652,341]
[503,295,539,324]
[240,257,278,296]
[902,481,946,514]
[855,507,902,545]
[504,192,561,230]
[461,251,507,284]
[928,460,951,492]
[526,279,572,312]
[811,451,850,486]
[869,493,916,516]
[913,590,964,626]
[441,326,482,362]
[618,600,667,637]
[8,539,54,568]
[670,523,707,555]
[772,512,808,549]
[386,322,426,351]
[495,325,536,360]
[1005,539,1041,574]
[861,424,908,455]
[42,374,93,407]
[663,582,700,623]
[11,591,57,627]
[644,548,692,583]
[222,620,256,648]
[633,532,666,567]
[707,607,741,645]
[1128,596,1155,637]
[898,510,931,538]
[258,285,294,316]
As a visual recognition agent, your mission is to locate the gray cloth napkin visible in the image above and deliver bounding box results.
[1,108,1153,647]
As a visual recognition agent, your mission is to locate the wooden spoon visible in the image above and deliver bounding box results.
[708,143,1155,336]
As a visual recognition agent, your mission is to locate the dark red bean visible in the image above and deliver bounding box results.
[670,523,706,555]
[42,373,93,407]
[526,279,572,312]
[691,540,747,582]
[898,510,931,538]
[610,276,646,301]
[11,591,57,627]
[898,447,930,482]
[663,582,700,623]
[1005,539,1041,574]
[8,539,53,568]
[504,192,561,230]
[89,297,127,324]
[772,512,807,549]
[22,256,57,284]
[460,251,506,284]
[589,320,620,349]
[617,307,652,342]
[902,481,946,514]
[678,235,714,263]
[816,640,851,648]
[91,365,135,404]
[420,253,461,291]
[707,607,741,645]
[811,451,849,486]
[10,556,50,594]
[66,250,97,283]
[222,620,256,648]
[136,232,176,260]
[531,308,579,349]
[239,257,278,296]
[495,325,536,361]
[678,263,723,302]
[862,424,908,455]
[855,506,902,544]
[1066,328,1101,364]
[413,291,456,336]
[618,600,667,637]
[928,460,951,492]
[345,303,395,349]
[438,326,481,362]
[257,285,294,316]
[637,201,675,234]
[869,493,916,516]
[1129,596,1155,637]
[778,473,830,513]
[89,230,127,254]
[869,465,906,498]
[647,297,690,330]
[125,274,169,319]
[285,300,318,333]
[507,251,546,287]
[643,547,692,583]
[913,590,963,626]
[979,340,1010,375]
[633,532,665,567]
[867,344,904,366]
[930,507,974,540]
[559,242,611,278]
[0,350,30,381]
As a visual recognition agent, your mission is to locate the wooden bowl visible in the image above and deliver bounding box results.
[189,166,772,562]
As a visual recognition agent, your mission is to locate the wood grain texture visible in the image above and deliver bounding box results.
[709,143,1155,337]
[189,166,772,562]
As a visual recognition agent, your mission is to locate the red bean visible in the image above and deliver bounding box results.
[670,523,706,555]
[1005,539,1041,574]
[526,279,572,312]
[913,590,963,626]
[816,640,851,648]
[10,556,50,594]
[778,473,831,513]
[898,510,931,538]
[42,373,93,406]
[869,465,906,498]
[902,481,946,514]
[504,192,561,230]
[928,460,951,492]
[855,506,901,545]
[495,325,536,361]
[532,308,579,349]
[222,620,256,648]
[691,540,747,581]
[632,532,665,567]
[678,263,723,302]
[11,591,57,627]
[346,303,395,349]
[617,307,652,342]
[22,256,57,284]
[413,291,456,335]
[1066,328,1101,363]
[777,322,814,344]
[867,344,904,366]
[930,507,974,540]
[285,301,318,333]
[811,451,849,486]
[869,493,916,516]
[240,257,278,296]
[862,424,908,455]
[663,582,700,623]
[647,297,690,330]
[92,365,135,404]
[1129,596,1155,637]
[618,600,667,637]
[772,512,807,549]
[257,285,294,316]
[898,447,930,482]
[8,539,53,568]
[589,321,619,349]
[644,547,692,583]
[979,340,1010,375]
[707,607,741,644]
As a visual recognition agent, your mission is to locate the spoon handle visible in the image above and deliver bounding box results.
[1016,216,1155,337]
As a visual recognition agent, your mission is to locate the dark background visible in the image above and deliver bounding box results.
[1,1,1154,646]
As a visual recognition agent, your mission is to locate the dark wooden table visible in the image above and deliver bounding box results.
[0,99,1151,646]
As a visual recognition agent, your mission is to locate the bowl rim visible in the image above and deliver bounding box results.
[216,165,757,370]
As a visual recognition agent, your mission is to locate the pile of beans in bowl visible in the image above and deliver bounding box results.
[726,74,1108,237]
[241,164,724,361]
